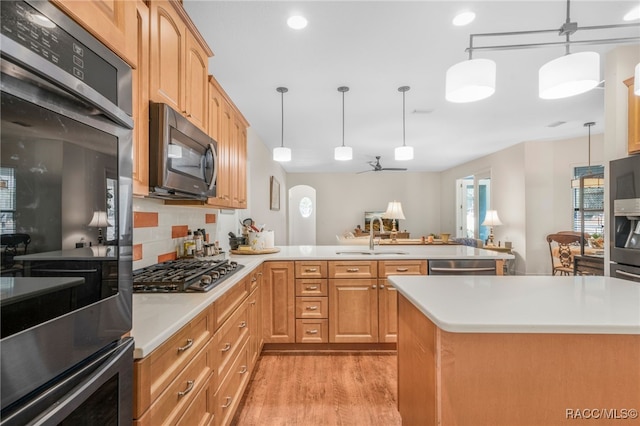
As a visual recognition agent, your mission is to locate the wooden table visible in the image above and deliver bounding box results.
[574,254,605,276]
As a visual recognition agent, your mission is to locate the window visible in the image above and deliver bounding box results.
[0,167,16,234]
[457,172,491,241]
[572,165,604,236]
[298,196,312,218]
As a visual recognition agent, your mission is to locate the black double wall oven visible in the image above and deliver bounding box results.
[1,1,133,424]
[610,154,640,282]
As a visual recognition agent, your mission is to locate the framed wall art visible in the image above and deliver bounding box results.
[270,176,280,211]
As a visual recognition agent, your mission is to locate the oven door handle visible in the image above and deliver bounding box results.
[31,269,98,273]
[615,270,640,280]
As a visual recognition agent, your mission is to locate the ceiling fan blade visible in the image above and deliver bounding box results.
[381,167,407,171]
[356,169,373,174]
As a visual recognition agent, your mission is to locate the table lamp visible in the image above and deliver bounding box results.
[383,201,405,243]
[88,210,112,245]
[481,210,502,247]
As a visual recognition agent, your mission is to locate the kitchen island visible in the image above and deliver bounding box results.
[391,275,640,426]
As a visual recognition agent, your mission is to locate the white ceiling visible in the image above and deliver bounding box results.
[183,1,640,173]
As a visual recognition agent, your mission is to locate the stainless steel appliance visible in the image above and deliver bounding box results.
[610,155,640,282]
[133,259,243,292]
[149,102,218,200]
[0,1,133,423]
[428,259,498,275]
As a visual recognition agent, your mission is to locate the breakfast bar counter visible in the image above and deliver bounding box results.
[390,275,640,425]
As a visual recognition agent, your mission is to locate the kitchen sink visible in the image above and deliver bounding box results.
[335,250,408,255]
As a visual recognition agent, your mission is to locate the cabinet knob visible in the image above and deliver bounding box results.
[372,284,377,289]
[177,338,194,353]
[380,284,385,289]
[177,380,194,397]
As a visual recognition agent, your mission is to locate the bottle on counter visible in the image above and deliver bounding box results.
[194,230,203,256]
[184,230,195,257]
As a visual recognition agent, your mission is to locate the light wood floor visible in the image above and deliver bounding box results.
[231,352,402,426]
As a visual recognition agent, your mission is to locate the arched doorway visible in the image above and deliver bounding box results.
[288,185,316,245]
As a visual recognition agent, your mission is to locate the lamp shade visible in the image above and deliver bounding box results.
[635,63,640,96]
[445,58,496,103]
[539,52,600,99]
[395,145,414,161]
[481,210,502,227]
[334,145,352,161]
[383,201,406,220]
[88,211,112,227]
[273,146,291,162]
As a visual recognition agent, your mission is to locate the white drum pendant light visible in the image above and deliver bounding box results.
[334,86,352,161]
[445,58,496,103]
[539,51,600,99]
[273,87,291,162]
[395,86,414,161]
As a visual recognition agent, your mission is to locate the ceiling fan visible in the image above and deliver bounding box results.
[357,156,407,174]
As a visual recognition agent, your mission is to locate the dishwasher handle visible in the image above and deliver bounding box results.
[430,267,496,273]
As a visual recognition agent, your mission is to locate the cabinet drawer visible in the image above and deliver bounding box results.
[295,279,328,296]
[215,341,250,426]
[214,301,249,391]
[135,343,212,426]
[295,297,328,319]
[134,306,214,418]
[295,261,327,278]
[296,319,329,343]
[214,276,249,329]
[176,379,214,426]
[378,260,427,277]
[329,261,378,279]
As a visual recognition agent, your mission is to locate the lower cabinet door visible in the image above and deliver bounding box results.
[329,279,378,343]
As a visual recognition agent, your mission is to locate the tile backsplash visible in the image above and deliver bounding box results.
[132,197,223,269]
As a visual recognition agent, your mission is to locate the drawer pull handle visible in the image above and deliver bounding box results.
[250,301,256,306]
[306,306,318,310]
[221,396,232,408]
[251,276,257,282]
[347,268,359,272]
[177,339,193,352]
[221,343,231,352]
[257,272,263,276]
[239,321,247,328]
[239,365,248,374]
[306,285,318,290]
[305,268,318,272]
[178,380,194,397]
[307,329,318,334]
[396,267,409,272]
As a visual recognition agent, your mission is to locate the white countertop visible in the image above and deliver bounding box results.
[15,246,118,261]
[0,277,85,306]
[228,244,514,260]
[131,245,513,359]
[390,275,640,334]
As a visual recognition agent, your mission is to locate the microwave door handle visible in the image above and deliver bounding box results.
[207,143,217,191]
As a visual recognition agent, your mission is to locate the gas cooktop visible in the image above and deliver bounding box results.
[133,258,243,293]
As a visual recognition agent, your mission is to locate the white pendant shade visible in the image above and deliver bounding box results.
[334,145,352,161]
[635,63,640,96]
[395,145,414,161]
[539,52,600,99]
[445,58,496,103]
[273,146,291,162]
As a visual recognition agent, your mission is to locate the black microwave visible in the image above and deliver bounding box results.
[149,102,217,200]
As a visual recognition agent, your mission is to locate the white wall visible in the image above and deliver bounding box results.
[287,172,441,245]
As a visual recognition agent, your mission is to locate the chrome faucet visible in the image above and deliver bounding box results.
[369,216,384,250]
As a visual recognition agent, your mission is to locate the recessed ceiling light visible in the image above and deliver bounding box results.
[452,11,476,26]
[287,15,308,30]
[623,5,640,21]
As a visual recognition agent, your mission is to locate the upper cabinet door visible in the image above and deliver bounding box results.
[625,77,640,155]
[149,0,184,113]
[185,31,209,132]
[132,0,150,197]
[52,0,137,67]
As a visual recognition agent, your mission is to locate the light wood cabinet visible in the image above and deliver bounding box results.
[214,340,250,426]
[133,305,215,424]
[262,261,295,343]
[52,0,137,67]
[132,0,150,196]
[295,261,328,279]
[149,0,211,132]
[624,77,640,154]
[378,260,427,343]
[329,278,379,343]
[247,283,262,369]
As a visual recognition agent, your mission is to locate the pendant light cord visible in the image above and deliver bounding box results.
[402,90,406,147]
[280,90,284,148]
[342,90,345,147]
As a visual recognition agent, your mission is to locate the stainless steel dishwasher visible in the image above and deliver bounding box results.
[428,259,497,275]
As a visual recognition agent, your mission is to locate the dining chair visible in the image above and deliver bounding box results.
[546,233,583,276]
